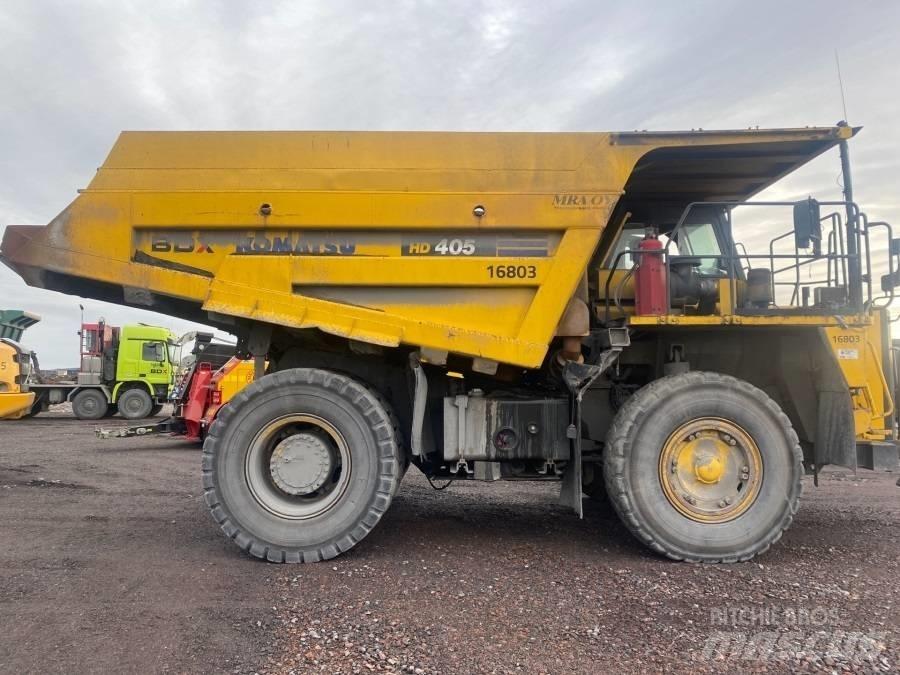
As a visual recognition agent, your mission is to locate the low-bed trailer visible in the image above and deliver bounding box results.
[2,125,898,564]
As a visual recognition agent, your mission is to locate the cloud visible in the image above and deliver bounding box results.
[2,0,899,366]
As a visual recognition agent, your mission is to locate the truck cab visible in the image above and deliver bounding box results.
[74,321,177,419]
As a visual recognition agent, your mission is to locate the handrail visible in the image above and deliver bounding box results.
[864,220,896,309]
[866,340,895,418]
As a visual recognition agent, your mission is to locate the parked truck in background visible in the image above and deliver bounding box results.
[98,331,255,441]
[2,125,897,564]
[0,311,177,420]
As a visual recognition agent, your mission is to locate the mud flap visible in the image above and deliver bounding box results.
[814,390,856,481]
[558,346,624,517]
[559,421,583,518]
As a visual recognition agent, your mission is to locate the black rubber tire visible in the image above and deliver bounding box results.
[24,392,47,417]
[72,389,108,420]
[103,404,118,418]
[202,368,401,563]
[149,404,164,417]
[117,388,154,419]
[603,371,802,563]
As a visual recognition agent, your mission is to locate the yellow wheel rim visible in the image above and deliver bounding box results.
[658,417,762,523]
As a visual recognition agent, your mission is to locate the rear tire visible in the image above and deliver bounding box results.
[118,388,154,419]
[604,371,802,563]
[202,368,401,563]
[149,404,164,417]
[72,389,108,420]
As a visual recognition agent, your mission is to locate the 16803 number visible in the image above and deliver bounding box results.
[487,264,537,279]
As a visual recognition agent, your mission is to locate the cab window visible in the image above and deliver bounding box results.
[677,222,723,275]
[142,342,165,362]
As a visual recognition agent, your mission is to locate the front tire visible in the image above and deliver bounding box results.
[202,368,401,563]
[604,371,802,563]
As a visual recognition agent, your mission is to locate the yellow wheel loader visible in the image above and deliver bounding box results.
[2,124,897,563]
[0,310,40,419]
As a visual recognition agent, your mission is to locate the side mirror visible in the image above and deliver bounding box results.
[891,238,900,256]
[793,198,822,255]
[882,270,900,292]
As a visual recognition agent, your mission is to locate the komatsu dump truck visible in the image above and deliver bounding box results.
[2,125,897,563]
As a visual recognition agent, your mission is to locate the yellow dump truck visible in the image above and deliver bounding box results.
[2,125,897,564]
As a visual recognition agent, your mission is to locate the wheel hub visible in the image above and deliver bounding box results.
[659,418,762,523]
[269,432,334,496]
[692,443,725,484]
[244,414,352,520]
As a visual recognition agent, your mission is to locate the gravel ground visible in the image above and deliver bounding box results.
[0,411,897,674]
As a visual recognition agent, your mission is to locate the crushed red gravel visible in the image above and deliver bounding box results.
[0,412,897,674]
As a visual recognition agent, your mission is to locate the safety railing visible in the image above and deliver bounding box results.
[601,199,897,322]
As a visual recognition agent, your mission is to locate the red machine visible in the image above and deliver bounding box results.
[178,356,244,440]
[96,334,245,442]
[80,320,117,357]
[634,231,667,316]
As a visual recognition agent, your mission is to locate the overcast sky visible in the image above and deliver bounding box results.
[1,0,899,367]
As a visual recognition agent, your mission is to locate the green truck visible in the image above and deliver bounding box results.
[0,312,178,420]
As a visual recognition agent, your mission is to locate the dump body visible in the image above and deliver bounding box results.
[0,127,852,369]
